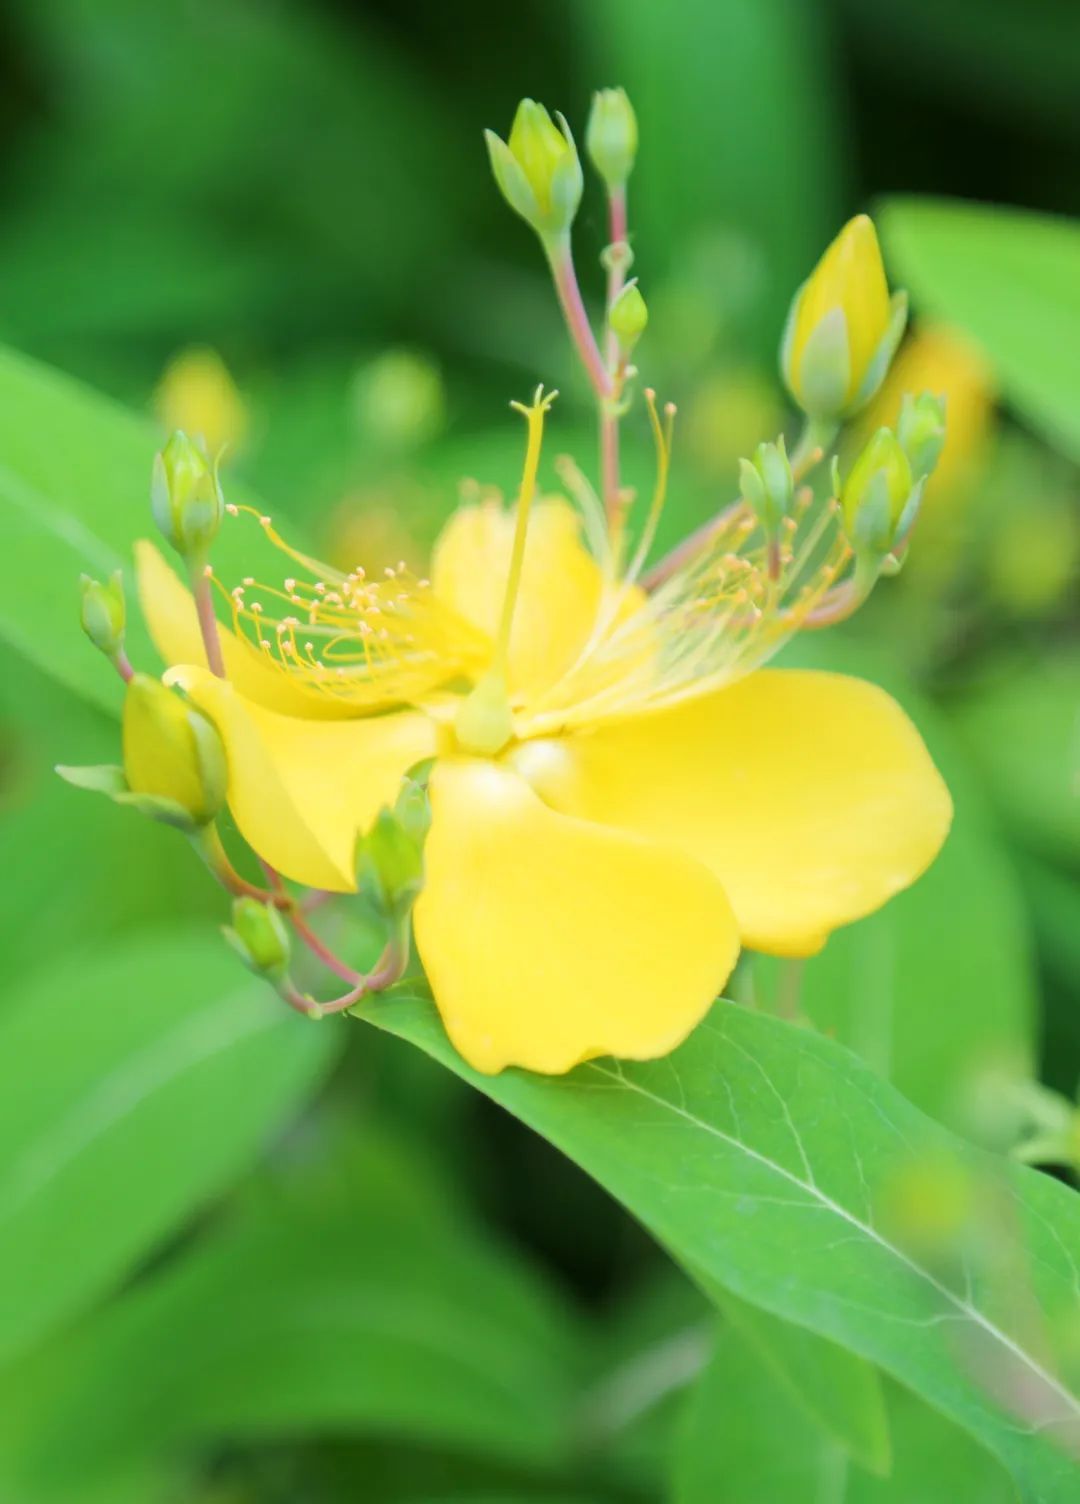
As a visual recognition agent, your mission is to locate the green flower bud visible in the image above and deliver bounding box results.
[609,281,648,354]
[224,896,291,980]
[898,390,947,482]
[586,87,638,190]
[356,780,430,918]
[79,570,126,659]
[841,428,920,558]
[151,431,223,561]
[739,436,794,533]
[485,99,583,239]
[122,673,227,828]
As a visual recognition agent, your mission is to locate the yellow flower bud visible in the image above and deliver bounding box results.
[155,347,247,462]
[151,431,223,562]
[122,674,227,827]
[79,570,126,659]
[841,427,919,560]
[485,99,583,239]
[781,215,907,421]
[609,281,648,352]
[586,87,638,190]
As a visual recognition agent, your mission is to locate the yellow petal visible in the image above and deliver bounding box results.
[135,540,360,720]
[168,666,437,890]
[535,669,952,956]
[430,499,606,703]
[413,758,739,1075]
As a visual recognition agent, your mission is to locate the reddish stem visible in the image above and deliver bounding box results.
[280,935,407,1019]
[289,908,364,985]
[547,239,611,401]
[190,563,226,677]
[600,186,629,520]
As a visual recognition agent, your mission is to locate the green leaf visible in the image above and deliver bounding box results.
[949,652,1080,871]
[879,198,1080,463]
[0,342,296,715]
[674,1322,1018,1502]
[1,659,218,991]
[6,1125,582,1490]
[772,634,1037,1130]
[364,994,1080,1503]
[0,929,339,1366]
[715,1289,890,1474]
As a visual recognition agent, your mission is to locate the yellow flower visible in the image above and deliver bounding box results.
[781,215,908,421]
[135,392,951,1076]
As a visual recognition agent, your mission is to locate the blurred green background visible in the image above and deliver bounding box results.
[1,0,1079,1500]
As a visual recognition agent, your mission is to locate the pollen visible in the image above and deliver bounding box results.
[211,504,490,709]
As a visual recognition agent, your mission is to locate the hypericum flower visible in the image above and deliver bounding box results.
[134,387,951,1074]
[781,215,908,422]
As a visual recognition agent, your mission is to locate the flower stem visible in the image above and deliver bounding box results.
[113,649,135,684]
[189,560,226,678]
[600,185,629,522]
[789,417,838,483]
[193,824,286,906]
[545,235,611,401]
[279,930,408,1019]
[289,907,364,985]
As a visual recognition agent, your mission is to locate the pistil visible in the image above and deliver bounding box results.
[455,387,556,756]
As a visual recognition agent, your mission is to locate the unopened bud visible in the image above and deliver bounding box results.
[356,782,430,918]
[898,390,947,482]
[485,99,583,239]
[151,431,223,562]
[79,570,126,660]
[609,281,648,353]
[739,437,794,534]
[586,87,638,190]
[781,215,907,421]
[841,428,920,559]
[224,896,291,980]
[122,673,226,828]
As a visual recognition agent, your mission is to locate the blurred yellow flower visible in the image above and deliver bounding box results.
[155,347,248,461]
[135,391,950,1075]
[781,215,907,421]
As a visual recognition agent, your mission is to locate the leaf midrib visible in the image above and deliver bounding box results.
[586,1060,1080,1430]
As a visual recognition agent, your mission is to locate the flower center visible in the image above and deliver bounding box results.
[504,737,581,810]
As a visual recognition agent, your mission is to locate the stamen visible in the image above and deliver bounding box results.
[209,506,490,709]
